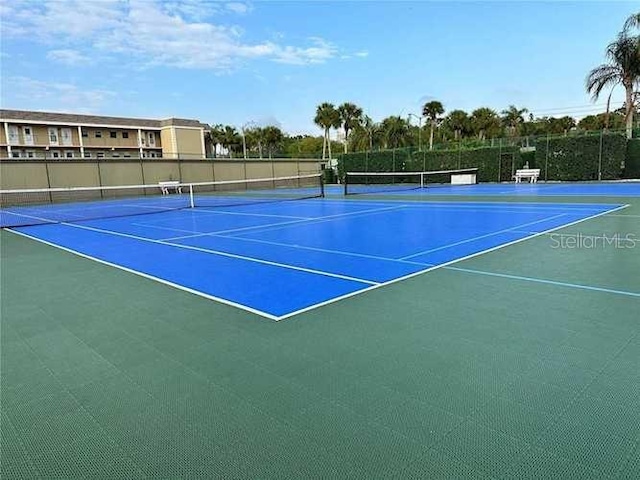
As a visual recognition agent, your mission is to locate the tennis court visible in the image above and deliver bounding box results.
[2,177,639,478]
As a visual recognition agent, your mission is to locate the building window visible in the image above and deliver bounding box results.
[48,128,59,145]
[84,152,92,158]
[61,128,73,146]
[81,129,88,138]
[112,153,120,158]
[22,127,34,146]
[65,151,74,158]
[11,151,21,158]
[147,132,156,147]
[8,126,19,145]
[95,131,102,138]
[110,131,117,138]
[26,150,35,158]
[123,153,131,158]
[96,152,105,159]
[122,132,129,139]
[51,151,61,159]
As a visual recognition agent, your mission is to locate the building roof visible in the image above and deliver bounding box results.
[0,109,206,129]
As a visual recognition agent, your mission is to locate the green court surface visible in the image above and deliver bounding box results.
[1,194,639,479]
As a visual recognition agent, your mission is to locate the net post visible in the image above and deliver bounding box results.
[343,173,348,196]
[189,184,194,208]
[420,172,425,189]
[320,173,325,197]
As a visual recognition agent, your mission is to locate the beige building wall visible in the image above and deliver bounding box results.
[159,129,174,157]
[160,126,204,159]
[82,127,143,149]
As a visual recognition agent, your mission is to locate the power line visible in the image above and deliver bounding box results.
[528,101,625,116]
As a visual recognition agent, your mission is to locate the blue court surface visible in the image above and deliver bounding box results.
[331,181,640,197]
[9,197,625,320]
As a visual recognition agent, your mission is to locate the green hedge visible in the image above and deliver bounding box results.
[534,133,626,181]
[339,145,522,183]
[339,134,629,183]
[625,139,640,179]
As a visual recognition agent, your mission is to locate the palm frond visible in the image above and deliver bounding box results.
[624,12,640,32]
[586,64,623,100]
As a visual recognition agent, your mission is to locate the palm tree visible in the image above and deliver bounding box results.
[444,110,469,140]
[586,32,640,139]
[221,126,241,158]
[470,107,501,141]
[362,115,377,150]
[422,101,444,150]
[501,105,529,137]
[207,124,225,158]
[262,126,284,159]
[244,126,263,158]
[314,103,341,160]
[337,102,363,153]
[380,116,409,149]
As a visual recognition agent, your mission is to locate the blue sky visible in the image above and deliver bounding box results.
[0,1,635,135]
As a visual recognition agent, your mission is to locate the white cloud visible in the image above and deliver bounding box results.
[225,2,252,15]
[2,0,340,70]
[46,49,89,65]
[4,76,116,112]
[355,51,369,58]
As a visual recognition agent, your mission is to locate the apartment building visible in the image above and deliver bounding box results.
[0,110,208,160]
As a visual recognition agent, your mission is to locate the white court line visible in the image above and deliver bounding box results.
[204,232,430,266]
[0,210,56,223]
[445,266,640,298]
[47,221,380,286]
[161,204,409,241]
[6,228,280,321]
[193,208,311,220]
[275,204,630,321]
[400,213,567,260]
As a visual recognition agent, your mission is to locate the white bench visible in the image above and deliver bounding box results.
[514,169,540,183]
[158,180,182,195]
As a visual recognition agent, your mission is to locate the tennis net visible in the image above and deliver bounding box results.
[0,174,323,228]
[343,168,478,195]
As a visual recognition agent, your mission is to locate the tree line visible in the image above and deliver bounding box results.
[205,11,639,159]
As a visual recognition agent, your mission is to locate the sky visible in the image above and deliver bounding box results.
[0,1,636,135]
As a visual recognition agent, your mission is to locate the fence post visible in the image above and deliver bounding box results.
[140,157,146,185]
[96,158,104,197]
[44,160,53,202]
[598,129,604,181]
[497,138,502,182]
[545,134,549,181]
